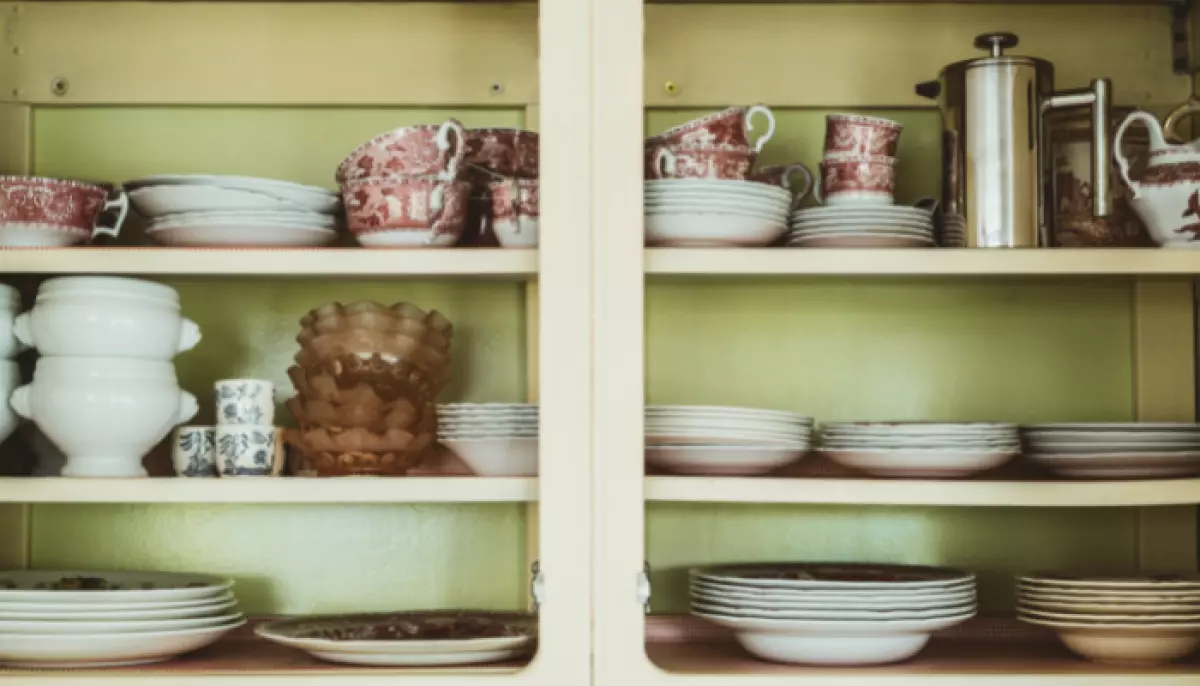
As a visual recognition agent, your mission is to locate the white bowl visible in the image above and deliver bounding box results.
[147,223,337,248]
[439,437,538,476]
[10,358,199,477]
[1019,617,1200,665]
[644,212,787,247]
[645,444,806,475]
[354,229,459,248]
[124,175,339,214]
[0,619,244,668]
[817,448,1018,478]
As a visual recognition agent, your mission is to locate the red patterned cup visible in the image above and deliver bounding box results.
[341,176,471,247]
[816,156,897,206]
[824,114,903,158]
[0,177,128,247]
[336,119,467,183]
[749,163,815,202]
[466,129,539,179]
[488,179,539,248]
[652,144,756,180]
[646,105,776,153]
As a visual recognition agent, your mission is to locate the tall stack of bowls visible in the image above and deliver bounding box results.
[9,277,201,477]
[285,301,453,476]
[0,284,22,445]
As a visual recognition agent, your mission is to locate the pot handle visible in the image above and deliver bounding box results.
[12,312,33,349]
[1163,97,1200,144]
[92,190,129,240]
[746,105,776,154]
[1044,78,1112,217]
[178,317,202,353]
[177,390,199,424]
[1114,110,1160,199]
[9,385,29,419]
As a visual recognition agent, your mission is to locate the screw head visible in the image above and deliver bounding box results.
[663,81,680,96]
[490,82,504,95]
[49,77,68,97]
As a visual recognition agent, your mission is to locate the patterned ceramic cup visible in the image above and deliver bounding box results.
[749,163,815,203]
[647,105,776,153]
[215,379,275,425]
[488,179,539,248]
[816,156,897,206]
[172,425,216,477]
[0,177,129,247]
[342,177,471,245]
[652,145,756,180]
[216,424,277,477]
[824,114,903,158]
[336,119,467,183]
[465,129,540,179]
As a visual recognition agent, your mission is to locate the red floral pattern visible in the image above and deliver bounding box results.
[0,177,108,233]
[651,145,755,180]
[488,179,540,222]
[337,120,467,183]
[341,178,470,239]
[647,107,756,149]
[824,115,903,157]
[1141,162,1200,185]
[820,158,896,196]
[465,129,539,179]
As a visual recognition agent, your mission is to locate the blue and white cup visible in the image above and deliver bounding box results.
[215,379,275,425]
[216,424,277,477]
[172,426,216,477]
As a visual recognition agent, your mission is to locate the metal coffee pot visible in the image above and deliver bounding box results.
[917,32,1112,247]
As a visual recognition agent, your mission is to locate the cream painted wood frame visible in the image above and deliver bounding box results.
[0,3,593,686]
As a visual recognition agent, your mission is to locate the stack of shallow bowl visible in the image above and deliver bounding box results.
[817,421,1020,478]
[1018,573,1200,665]
[644,180,791,247]
[1021,423,1200,478]
[644,405,812,475]
[437,403,538,476]
[690,563,976,666]
[126,174,340,247]
[0,570,243,669]
[286,301,452,476]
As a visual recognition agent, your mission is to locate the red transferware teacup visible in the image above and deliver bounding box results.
[749,163,815,202]
[337,119,467,184]
[824,114,903,158]
[646,105,776,153]
[651,144,756,180]
[0,176,128,247]
[487,179,539,248]
[815,156,897,206]
[341,176,471,245]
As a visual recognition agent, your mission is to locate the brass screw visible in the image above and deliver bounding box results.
[490,82,504,95]
[663,81,680,96]
[49,77,68,97]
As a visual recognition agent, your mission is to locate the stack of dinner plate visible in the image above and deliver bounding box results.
[817,421,1020,478]
[1018,573,1200,665]
[691,562,976,666]
[1021,423,1200,479]
[787,205,935,248]
[644,180,790,247]
[644,405,812,475]
[0,570,244,668]
[125,174,341,247]
[437,403,538,476]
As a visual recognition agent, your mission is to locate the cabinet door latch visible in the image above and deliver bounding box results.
[636,561,652,612]
[530,560,546,610]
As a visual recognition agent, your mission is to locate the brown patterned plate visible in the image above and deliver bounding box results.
[692,563,974,590]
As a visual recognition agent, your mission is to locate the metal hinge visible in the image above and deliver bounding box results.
[530,560,545,611]
[636,561,652,613]
[1170,0,1192,74]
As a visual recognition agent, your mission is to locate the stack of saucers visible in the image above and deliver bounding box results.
[787,205,936,248]
[691,563,976,666]
[1021,423,1200,478]
[939,214,966,247]
[1018,573,1200,665]
[644,180,791,247]
[817,421,1020,478]
[437,403,538,476]
[126,174,341,247]
[644,405,812,475]
[0,570,244,669]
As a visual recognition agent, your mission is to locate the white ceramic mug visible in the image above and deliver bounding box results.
[215,379,274,425]
[216,425,277,477]
[172,426,216,477]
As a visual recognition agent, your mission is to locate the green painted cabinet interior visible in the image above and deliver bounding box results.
[27,107,533,614]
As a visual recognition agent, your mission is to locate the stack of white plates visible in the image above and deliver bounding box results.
[645,405,812,475]
[644,180,791,247]
[1021,423,1200,478]
[787,205,935,248]
[0,570,243,668]
[939,214,966,247]
[817,422,1020,477]
[437,403,538,476]
[691,563,976,666]
[126,174,341,247]
[1018,574,1200,665]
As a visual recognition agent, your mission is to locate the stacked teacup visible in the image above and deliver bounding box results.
[463,129,541,247]
[0,284,21,447]
[213,379,280,477]
[337,119,472,248]
[788,114,935,248]
[643,105,814,247]
[9,277,200,477]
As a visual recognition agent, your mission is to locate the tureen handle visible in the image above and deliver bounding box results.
[11,312,33,349]
[177,391,199,424]
[9,385,29,419]
[177,318,202,354]
[1114,111,1159,199]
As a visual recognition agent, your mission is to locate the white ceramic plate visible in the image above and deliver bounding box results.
[645,213,787,247]
[694,608,976,633]
[692,577,975,600]
[1019,607,1200,623]
[692,563,973,590]
[130,184,335,217]
[787,234,933,248]
[645,445,807,475]
[822,422,1016,434]
[692,589,976,611]
[1021,575,1200,590]
[691,601,976,621]
[0,598,238,621]
[646,431,808,448]
[793,205,934,219]
[1023,423,1200,432]
[147,224,337,247]
[1019,598,1200,614]
[1024,452,1200,478]
[644,179,792,201]
[0,612,243,634]
[0,618,244,668]
[1018,586,1200,601]
[646,405,809,419]
[0,591,236,613]
[1024,431,1200,443]
[817,448,1018,478]
[0,571,232,603]
[1023,441,1200,453]
[124,175,339,214]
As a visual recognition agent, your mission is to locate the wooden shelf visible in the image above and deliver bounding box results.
[645,249,1200,277]
[0,620,530,685]
[0,477,537,504]
[0,248,538,278]
[644,476,1200,507]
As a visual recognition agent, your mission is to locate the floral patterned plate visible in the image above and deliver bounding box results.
[255,611,536,666]
[0,571,232,603]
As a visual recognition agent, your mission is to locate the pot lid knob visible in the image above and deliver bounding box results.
[974,32,1019,57]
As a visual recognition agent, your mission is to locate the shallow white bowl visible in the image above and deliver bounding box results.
[645,444,806,475]
[817,448,1018,478]
[440,437,538,476]
[644,213,786,247]
[0,619,244,668]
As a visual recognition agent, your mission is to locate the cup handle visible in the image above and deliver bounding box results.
[178,391,199,424]
[653,147,675,179]
[177,317,202,353]
[425,183,449,245]
[438,118,468,180]
[746,105,776,153]
[92,190,128,240]
[9,385,29,419]
[787,164,814,210]
[12,312,33,349]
